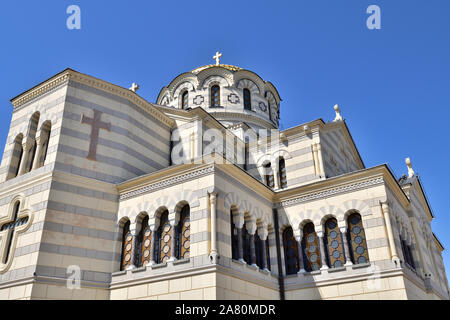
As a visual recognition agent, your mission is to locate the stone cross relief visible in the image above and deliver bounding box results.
[0,207,29,264]
[81,110,111,161]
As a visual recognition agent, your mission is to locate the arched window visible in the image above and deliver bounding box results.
[266,237,271,271]
[8,134,24,180]
[324,218,345,268]
[302,223,321,271]
[242,222,251,263]
[283,227,299,275]
[230,209,239,260]
[176,205,190,259]
[156,210,171,263]
[40,121,52,167]
[26,112,40,173]
[211,85,220,107]
[255,229,263,268]
[347,213,369,264]
[137,216,151,267]
[400,237,415,270]
[181,91,189,109]
[279,157,287,189]
[243,88,251,110]
[120,220,132,271]
[263,162,274,188]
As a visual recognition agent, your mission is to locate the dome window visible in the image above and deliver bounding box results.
[243,88,251,111]
[181,91,189,109]
[211,85,220,107]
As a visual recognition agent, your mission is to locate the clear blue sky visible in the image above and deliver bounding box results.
[1,1,449,274]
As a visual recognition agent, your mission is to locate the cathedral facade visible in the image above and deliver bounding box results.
[0,58,448,300]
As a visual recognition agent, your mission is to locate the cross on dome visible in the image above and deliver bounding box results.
[213,51,222,66]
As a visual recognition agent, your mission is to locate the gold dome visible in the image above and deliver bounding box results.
[191,64,243,74]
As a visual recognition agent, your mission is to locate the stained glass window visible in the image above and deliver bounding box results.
[243,88,251,110]
[211,85,220,107]
[302,223,321,272]
[176,205,190,259]
[347,213,369,264]
[324,218,345,268]
[283,227,299,275]
[264,162,275,188]
[138,216,152,267]
[182,91,189,109]
[157,210,172,263]
[279,158,287,189]
[230,210,239,260]
[120,220,133,271]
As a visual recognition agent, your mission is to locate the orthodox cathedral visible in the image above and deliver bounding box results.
[0,53,448,300]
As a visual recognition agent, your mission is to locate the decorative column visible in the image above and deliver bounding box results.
[147,225,157,266]
[31,136,44,170]
[340,226,353,266]
[209,192,219,264]
[381,202,400,266]
[169,220,178,262]
[316,143,325,178]
[271,162,280,189]
[317,231,329,270]
[18,139,32,176]
[249,233,256,266]
[295,235,306,273]
[260,235,267,270]
[236,226,244,262]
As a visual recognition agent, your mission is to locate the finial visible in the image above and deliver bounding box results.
[213,51,222,66]
[333,104,343,122]
[129,83,139,92]
[405,157,415,178]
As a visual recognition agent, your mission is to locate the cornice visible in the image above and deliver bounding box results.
[11,70,71,109]
[279,177,384,208]
[276,165,410,209]
[10,68,176,129]
[210,111,276,129]
[119,165,215,201]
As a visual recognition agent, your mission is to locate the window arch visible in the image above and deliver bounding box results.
[137,215,152,267]
[230,208,239,260]
[302,222,321,271]
[156,210,171,263]
[176,205,190,259]
[279,157,287,189]
[347,213,369,264]
[324,217,345,268]
[263,162,274,188]
[283,227,299,275]
[211,85,220,107]
[243,88,251,110]
[181,91,189,109]
[120,220,132,271]
[8,134,24,180]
